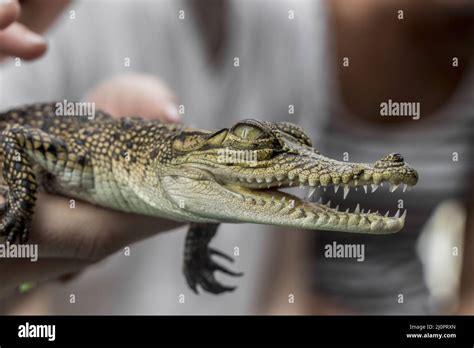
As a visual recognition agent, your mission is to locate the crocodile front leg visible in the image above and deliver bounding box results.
[0,125,82,243]
[0,126,43,243]
[183,223,243,294]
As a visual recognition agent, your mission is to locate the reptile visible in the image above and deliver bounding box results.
[0,102,418,294]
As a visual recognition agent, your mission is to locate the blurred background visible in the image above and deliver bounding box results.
[0,0,473,315]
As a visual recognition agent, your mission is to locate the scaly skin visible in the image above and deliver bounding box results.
[0,103,418,294]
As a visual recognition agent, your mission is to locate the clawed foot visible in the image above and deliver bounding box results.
[0,186,8,214]
[0,215,30,244]
[183,246,243,295]
[0,189,31,244]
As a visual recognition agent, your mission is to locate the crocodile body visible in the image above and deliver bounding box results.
[0,102,418,294]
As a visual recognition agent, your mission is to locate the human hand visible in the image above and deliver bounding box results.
[0,0,69,61]
[84,73,181,123]
[0,74,183,298]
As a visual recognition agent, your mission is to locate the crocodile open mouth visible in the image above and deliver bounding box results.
[178,149,418,234]
[220,174,414,234]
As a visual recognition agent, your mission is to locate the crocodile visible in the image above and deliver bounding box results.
[0,102,418,294]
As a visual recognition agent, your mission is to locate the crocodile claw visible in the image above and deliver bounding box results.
[0,211,30,244]
[0,186,8,215]
[0,202,7,215]
[183,247,243,295]
[0,187,30,244]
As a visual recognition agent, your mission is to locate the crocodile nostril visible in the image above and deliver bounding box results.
[383,152,404,163]
[392,153,404,162]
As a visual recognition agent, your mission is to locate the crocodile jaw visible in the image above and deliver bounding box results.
[162,174,408,234]
[163,148,418,233]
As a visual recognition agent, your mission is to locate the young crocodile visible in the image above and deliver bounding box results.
[0,103,418,294]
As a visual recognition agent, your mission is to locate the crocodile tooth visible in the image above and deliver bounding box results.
[384,211,389,217]
[271,196,275,203]
[256,177,264,184]
[317,197,323,204]
[267,184,271,188]
[401,210,407,219]
[403,184,408,193]
[389,183,399,193]
[334,205,339,211]
[289,181,294,186]
[380,182,384,187]
[354,204,360,214]
[361,209,365,214]
[265,177,273,183]
[343,185,350,199]
[323,187,327,192]
[280,196,286,203]
[371,184,379,193]
[288,200,295,208]
[345,208,350,213]
[367,209,371,214]
[334,185,340,193]
[278,182,282,187]
[326,200,331,207]
[363,185,368,194]
[308,187,316,199]
[394,209,400,218]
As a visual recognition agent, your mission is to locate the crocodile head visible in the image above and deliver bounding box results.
[164,119,418,234]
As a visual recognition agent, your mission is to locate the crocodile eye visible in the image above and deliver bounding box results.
[231,124,265,141]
